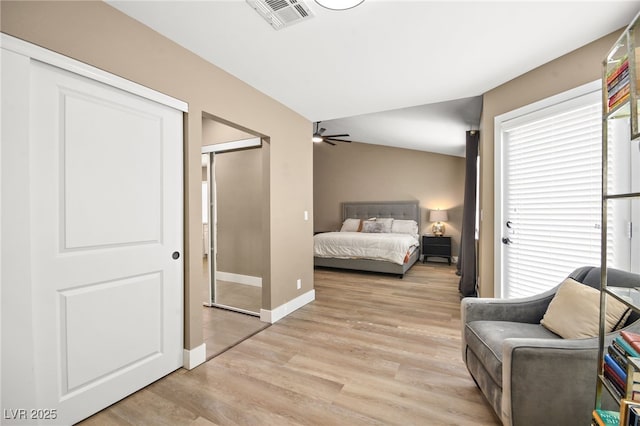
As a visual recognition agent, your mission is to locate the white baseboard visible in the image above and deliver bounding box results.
[216,271,262,287]
[183,343,206,370]
[260,289,315,324]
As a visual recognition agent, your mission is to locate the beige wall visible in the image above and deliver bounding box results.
[1,1,314,350]
[314,141,465,256]
[202,117,255,145]
[215,148,263,277]
[478,29,622,297]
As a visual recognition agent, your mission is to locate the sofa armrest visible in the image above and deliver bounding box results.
[461,286,558,326]
[501,337,598,426]
[460,287,559,363]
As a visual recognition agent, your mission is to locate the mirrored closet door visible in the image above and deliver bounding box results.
[202,138,263,316]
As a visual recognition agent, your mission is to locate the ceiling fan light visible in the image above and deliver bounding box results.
[312,134,323,143]
[314,0,364,11]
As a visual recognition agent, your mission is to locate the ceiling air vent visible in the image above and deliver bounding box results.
[246,0,314,30]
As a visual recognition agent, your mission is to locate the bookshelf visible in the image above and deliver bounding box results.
[594,10,640,426]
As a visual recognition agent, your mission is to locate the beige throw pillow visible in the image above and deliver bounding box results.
[340,218,361,232]
[540,277,629,339]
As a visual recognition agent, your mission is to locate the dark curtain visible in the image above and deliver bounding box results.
[458,130,479,297]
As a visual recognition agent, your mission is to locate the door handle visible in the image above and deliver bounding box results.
[506,220,513,229]
[172,251,180,260]
[501,237,512,245]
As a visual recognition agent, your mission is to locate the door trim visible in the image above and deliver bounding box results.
[202,137,262,153]
[1,33,188,112]
[183,344,207,370]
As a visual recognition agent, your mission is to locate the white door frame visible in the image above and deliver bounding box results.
[493,80,600,298]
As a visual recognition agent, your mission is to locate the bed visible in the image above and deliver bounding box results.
[313,201,421,277]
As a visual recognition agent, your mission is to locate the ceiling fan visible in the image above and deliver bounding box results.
[312,121,351,146]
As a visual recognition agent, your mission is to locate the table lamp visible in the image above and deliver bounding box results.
[429,209,448,236]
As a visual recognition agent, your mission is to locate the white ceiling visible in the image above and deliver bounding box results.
[107,0,640,156]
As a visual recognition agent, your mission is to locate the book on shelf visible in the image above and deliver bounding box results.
[606,353,628,382]
[609,84,631,108]
[608,73,630,95]
[610,93,631,111]
[627,379,640,402]
[622,331,640,349]
[609,343,630,370]
[622,399,640,425]
[630,381,640,393]
[593,409,620,426]
[616,336,640,358]
[628,405,640,426]
[609,82,630,103]
[606,56,629,85]
[604,365,625,398]
[608,337,640,399]
[608,67,630,92]
[608,75,630,101]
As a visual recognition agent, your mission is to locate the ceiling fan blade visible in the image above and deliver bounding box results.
[323,133,349,138]
[323,140,336,146]
[325,138,351,143]
[319,127,326,135]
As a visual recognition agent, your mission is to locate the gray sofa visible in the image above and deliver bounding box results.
[461,266,640,426]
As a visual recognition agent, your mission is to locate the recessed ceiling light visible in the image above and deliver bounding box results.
[315,0,365,11]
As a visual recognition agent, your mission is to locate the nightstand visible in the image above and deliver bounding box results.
[422,236,452,265]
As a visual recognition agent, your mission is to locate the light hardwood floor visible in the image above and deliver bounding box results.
[214,280,262,314]
[202,306,269,360]
[79,262,500,426]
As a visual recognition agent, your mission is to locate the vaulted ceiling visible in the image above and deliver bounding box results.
[107,0,640,156]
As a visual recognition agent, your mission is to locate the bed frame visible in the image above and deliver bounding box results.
[313,201,421,278]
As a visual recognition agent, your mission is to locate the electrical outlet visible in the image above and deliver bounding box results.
[296,278,301,290]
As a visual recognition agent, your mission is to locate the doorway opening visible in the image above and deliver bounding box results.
[200,113,270,359]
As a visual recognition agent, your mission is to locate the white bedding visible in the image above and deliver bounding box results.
[314,231,419,265]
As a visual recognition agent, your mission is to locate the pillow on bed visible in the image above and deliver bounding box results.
[362,220,385,233]
[376,218,394,233]
[391,219,418,235]
[340,218,361,232]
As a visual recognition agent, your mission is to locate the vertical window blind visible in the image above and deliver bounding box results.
[502,99,603,298]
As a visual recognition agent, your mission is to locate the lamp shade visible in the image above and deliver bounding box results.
[429,209,448,223]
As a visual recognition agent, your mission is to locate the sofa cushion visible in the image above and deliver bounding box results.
[465,348,502,417]
[540,278,630,339]
[465,320,561,386]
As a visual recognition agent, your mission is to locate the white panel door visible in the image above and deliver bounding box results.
[1,47,183,424]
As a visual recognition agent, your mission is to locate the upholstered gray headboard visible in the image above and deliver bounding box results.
[342,201,420,230]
